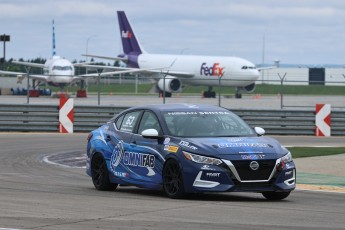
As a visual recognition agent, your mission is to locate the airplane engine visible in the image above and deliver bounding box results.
[157,77,182,93]
[235,83,256,98]
[244,83,256,93]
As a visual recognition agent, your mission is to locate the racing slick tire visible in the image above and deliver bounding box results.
[163,159,186,199]
[91,153,118,191]
[262,191,291,200]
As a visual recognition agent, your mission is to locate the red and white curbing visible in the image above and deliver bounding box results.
[59,98,74,133]
[315,104,331,137]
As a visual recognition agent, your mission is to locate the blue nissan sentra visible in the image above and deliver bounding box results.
[86,104,296,200]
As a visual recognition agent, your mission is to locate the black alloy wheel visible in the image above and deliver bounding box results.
[91,153,118,191]
[163,159,185,199]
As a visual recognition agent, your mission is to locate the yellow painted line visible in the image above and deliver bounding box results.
[297,184,345,193]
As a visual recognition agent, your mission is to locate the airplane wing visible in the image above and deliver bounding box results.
[82,54,128,62]
[79,64,195,78]
[72,67,169,81]
[257,66,276,71]
[0,70,27,76]
[27,74,50,81]
[0,70,49,83]
[12,60,45,68]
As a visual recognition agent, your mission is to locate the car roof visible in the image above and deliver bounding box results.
[129,103,229,113]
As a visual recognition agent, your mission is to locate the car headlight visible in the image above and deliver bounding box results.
[281,151,293,163]
[183,151,222,165]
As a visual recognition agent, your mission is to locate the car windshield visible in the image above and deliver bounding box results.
[163,111,256,137]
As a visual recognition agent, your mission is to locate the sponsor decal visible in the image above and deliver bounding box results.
[110,141,156,177]
[123,152,155,168]
[111,141,124,168]
[201,165,216,171]
[121,30,132,38]
[167,111,230,116]
[179,140,198,151]
[163,137,171,145]
[164,145,179,153]
[198,111,230,115]
[285,170,293,176]
[200,62,225,77]
[121,115,137,132]
[125,116,135,126]
[241,154,265,160]
[228,138,243,142]
[110,141,125,176]
[218,143,269,148]
[113,171,129,178]
[249,161,259,171]
[206,172,220,177]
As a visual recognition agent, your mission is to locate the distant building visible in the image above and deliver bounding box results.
[259,67,345,86]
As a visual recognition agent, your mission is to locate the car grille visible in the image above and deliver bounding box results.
[231,160,276,181]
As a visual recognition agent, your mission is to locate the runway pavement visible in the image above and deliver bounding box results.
[0,133,344,229]
[0,94,344,109]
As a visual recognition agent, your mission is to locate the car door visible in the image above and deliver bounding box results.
[106,110,143,184]
[129,110,166,187]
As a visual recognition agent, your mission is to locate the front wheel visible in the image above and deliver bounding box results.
[163,159,185,199]
[262,191,291,200]
[91,153,118,191]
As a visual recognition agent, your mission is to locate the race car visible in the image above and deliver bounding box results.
[86,103,296,200]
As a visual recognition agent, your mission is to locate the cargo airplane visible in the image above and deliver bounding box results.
[83,11,262,98]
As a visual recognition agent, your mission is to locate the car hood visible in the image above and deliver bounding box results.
[178,136,288,160]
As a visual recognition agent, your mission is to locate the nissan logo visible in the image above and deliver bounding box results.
[249,161,259,171]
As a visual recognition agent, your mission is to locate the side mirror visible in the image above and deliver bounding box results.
[141,129,160,139]
[254,127,265,136]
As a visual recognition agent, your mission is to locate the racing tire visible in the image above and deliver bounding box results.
[262,191,291,200]
[163,159,185,199]
[91,153,118,191]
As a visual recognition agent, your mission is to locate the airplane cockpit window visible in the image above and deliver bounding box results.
[52,66,73,71]
[241,66,256,70]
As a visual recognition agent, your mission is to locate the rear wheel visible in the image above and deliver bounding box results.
[262,191,291,200]
[163,159,185,199]
[91,153,118,191]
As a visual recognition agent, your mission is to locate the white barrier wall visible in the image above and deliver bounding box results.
[258,68,345,85]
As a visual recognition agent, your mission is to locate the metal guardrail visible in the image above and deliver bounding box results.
[0,104,344,135]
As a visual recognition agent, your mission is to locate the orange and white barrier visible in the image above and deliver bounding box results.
[315,104,331,136]
[59,98,74,133]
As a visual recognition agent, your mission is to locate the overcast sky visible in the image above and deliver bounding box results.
[1,0,345,65]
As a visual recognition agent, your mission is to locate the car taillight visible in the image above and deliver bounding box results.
[87,133,93,142]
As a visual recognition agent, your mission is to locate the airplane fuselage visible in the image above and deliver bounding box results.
[43,56,75,86]
[136,54,259,87]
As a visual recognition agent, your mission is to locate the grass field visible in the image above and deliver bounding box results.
[287,147,345,158]
[55,83,345,96]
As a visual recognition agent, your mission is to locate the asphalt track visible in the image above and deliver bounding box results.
[0,133,344,230]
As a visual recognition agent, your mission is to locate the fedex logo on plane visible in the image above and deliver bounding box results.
[200,63,225,77]
[121,30,132,38]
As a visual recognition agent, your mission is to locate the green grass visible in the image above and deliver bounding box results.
[182,84,345,95]
[46,82,345,96]
[287,147,345,158]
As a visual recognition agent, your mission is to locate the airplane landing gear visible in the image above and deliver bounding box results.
[159,91,172,98]
[235,87,242,99]
[77,80,87,97]
[202,86,216,98]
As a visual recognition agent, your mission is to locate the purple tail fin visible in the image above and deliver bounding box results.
[117,11,142,55]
